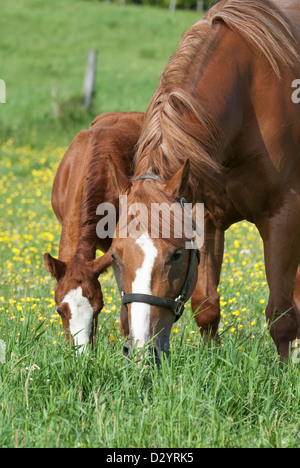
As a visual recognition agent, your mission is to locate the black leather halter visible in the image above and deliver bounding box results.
[121,246,200,322]
[116,173,201,322]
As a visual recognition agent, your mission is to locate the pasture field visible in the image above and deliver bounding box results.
[0,0,300,449]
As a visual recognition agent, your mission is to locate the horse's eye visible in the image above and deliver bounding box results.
[170,250,183,263]
[57,308,65,318]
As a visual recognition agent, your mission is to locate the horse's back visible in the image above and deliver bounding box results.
[90,111,144,133]
[51,112,144,224]
[89,111,144,175]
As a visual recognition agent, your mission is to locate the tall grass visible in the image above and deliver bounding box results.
[1,311,299,448]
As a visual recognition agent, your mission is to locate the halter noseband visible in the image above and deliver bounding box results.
[116,173,201,322]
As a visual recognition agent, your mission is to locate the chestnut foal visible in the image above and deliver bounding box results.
[44,112,144,351]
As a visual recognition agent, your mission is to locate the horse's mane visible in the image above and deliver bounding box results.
[208,0,298,77]
[134,0,299,198]
[70,113,143,259]
[77,131,122,257]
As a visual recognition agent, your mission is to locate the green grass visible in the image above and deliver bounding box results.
[0,0,300,449]
[0,308,299,448]
[0,0,199,148]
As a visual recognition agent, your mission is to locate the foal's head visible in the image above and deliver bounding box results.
[110,159,199,365]
[44,252,112,351]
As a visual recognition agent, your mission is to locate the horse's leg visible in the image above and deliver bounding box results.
[191,214,224,339]
[258,198,300,358]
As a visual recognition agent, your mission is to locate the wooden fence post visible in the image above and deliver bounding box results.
[82,49,97,111]
[169,0,177,11]
[196,0,204,11]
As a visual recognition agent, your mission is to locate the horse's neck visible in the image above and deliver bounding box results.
[58,183,117,263]
[58,210,96,263]
[135,32,247,203]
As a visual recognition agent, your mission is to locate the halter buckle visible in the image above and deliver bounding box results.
[174,295,185,319]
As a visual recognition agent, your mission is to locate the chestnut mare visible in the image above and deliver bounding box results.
[44,112,144,351]
[110,0,300,360]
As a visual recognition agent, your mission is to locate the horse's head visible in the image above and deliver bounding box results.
[44,252,112,351]
[109,158,200,365]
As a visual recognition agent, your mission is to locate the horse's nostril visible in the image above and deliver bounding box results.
[123,344,131,359]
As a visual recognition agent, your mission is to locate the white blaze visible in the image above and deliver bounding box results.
[130,232,158,349]
[63,286,93,353]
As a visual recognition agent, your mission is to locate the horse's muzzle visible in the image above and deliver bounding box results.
[122,342,162,366]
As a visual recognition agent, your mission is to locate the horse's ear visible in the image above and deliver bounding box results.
[92,251,113,277]
[44,253,66,280]
[165,158,190,197]
[108,155,131,193]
